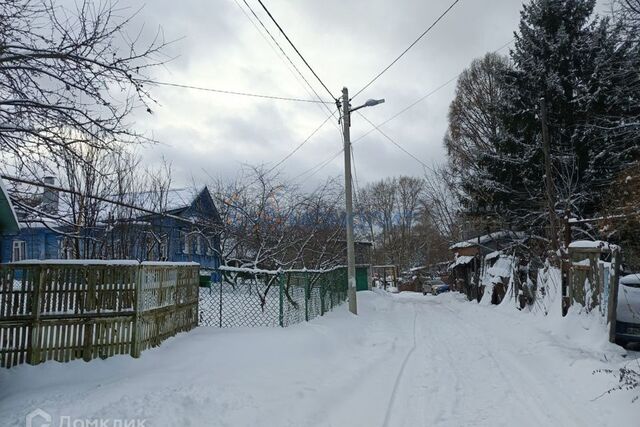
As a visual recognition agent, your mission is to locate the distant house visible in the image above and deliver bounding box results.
[0,182,222,275]
[448,231,524,301]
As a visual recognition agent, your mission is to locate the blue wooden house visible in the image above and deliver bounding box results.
[0,182,222,278]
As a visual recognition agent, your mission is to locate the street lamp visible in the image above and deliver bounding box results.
[341,87,385,315]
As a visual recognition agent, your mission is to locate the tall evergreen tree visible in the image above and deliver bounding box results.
[477,0,640,238]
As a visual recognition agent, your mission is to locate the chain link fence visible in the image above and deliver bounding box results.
[198,267,347,327]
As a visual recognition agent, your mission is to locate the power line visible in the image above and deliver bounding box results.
[352,38,514,144]
[264,109,338,176]
[255,0,336,101]
[153,81,333,104]
[229,0,342,178]
[356,111,430,170]
[353,75,460,145]
[292,39,514,183]
[1,175,193,224]
[293,148,343,181]
[232,0,322,106]
[351,0,462,100]
[239,0,333,107]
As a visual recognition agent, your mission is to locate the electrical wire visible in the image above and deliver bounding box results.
[239,0,333,107]
[255,0,336,101]
[352,38,514,144]
[231,0,342,175]
[356,111,430,170]
[263,109,338,176]
[292,39,515,182]
[351,0,462,100]
[293,148,343,181]
[152,81,333,104]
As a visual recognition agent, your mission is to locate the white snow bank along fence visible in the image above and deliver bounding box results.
[199,266,348,327]
[0,261,199,368]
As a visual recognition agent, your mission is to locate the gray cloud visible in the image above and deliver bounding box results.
[64,0,615,188]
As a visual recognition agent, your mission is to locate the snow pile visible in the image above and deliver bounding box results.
[479,254,514,306]
[0,291,637,426]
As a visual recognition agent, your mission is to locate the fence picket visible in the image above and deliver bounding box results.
[0,262,198,368]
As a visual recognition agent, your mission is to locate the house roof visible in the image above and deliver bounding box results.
[448,255,475,270]
[0,178,19,233]
[449,231,525,250]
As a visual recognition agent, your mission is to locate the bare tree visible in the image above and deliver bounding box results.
[0,0,168,174]
[422,165,462,243]
[212,166,345,271]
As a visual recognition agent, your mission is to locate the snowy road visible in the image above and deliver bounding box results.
[1,291,637,426]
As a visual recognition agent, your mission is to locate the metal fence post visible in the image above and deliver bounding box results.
[278,272,284,327]
[304,272,309,322]
[219,274,223,328]
[320,272,325,316]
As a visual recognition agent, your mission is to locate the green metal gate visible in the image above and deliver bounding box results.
[356,266,369,291]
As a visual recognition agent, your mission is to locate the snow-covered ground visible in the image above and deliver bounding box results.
[1,291,638,426]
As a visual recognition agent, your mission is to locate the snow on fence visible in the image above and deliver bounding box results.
[199,266,348,328]
[0,261,199,368]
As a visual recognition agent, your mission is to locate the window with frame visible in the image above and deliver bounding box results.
[181,231,191,255]
[206,236,216,256]
[196,235,204,255]
[58,237,74,259]
[12,240,26,262]
[160,235,169,260]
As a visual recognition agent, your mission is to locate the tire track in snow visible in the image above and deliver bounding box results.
[382,306,418,427]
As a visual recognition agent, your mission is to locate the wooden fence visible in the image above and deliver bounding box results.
[0,261,199,368]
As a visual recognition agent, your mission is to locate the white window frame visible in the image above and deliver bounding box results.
[58,237,74,259]
[160,235,169,260]
[181,231,191,255]
[12,240,26,262]
[196,235,203,255]
[206,236,215,256]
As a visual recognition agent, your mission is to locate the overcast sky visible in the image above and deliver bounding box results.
[120,0,612,189]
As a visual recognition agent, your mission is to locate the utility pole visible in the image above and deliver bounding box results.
[338,89,384,315]
[540,97,559,253]
[342,87,358,315]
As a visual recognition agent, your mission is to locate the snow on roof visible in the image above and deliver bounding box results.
[485,250,502,261]
[620,274,640,286]
[18,216,63,230]
[448,255,475,270]
[0,178,19,233]
[119,187,203,214]
[449,231,524,250]
[568,240,620,251]
[486,256,513,278]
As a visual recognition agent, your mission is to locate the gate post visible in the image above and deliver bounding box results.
[28,266,45,365]
[130,265,143,358]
